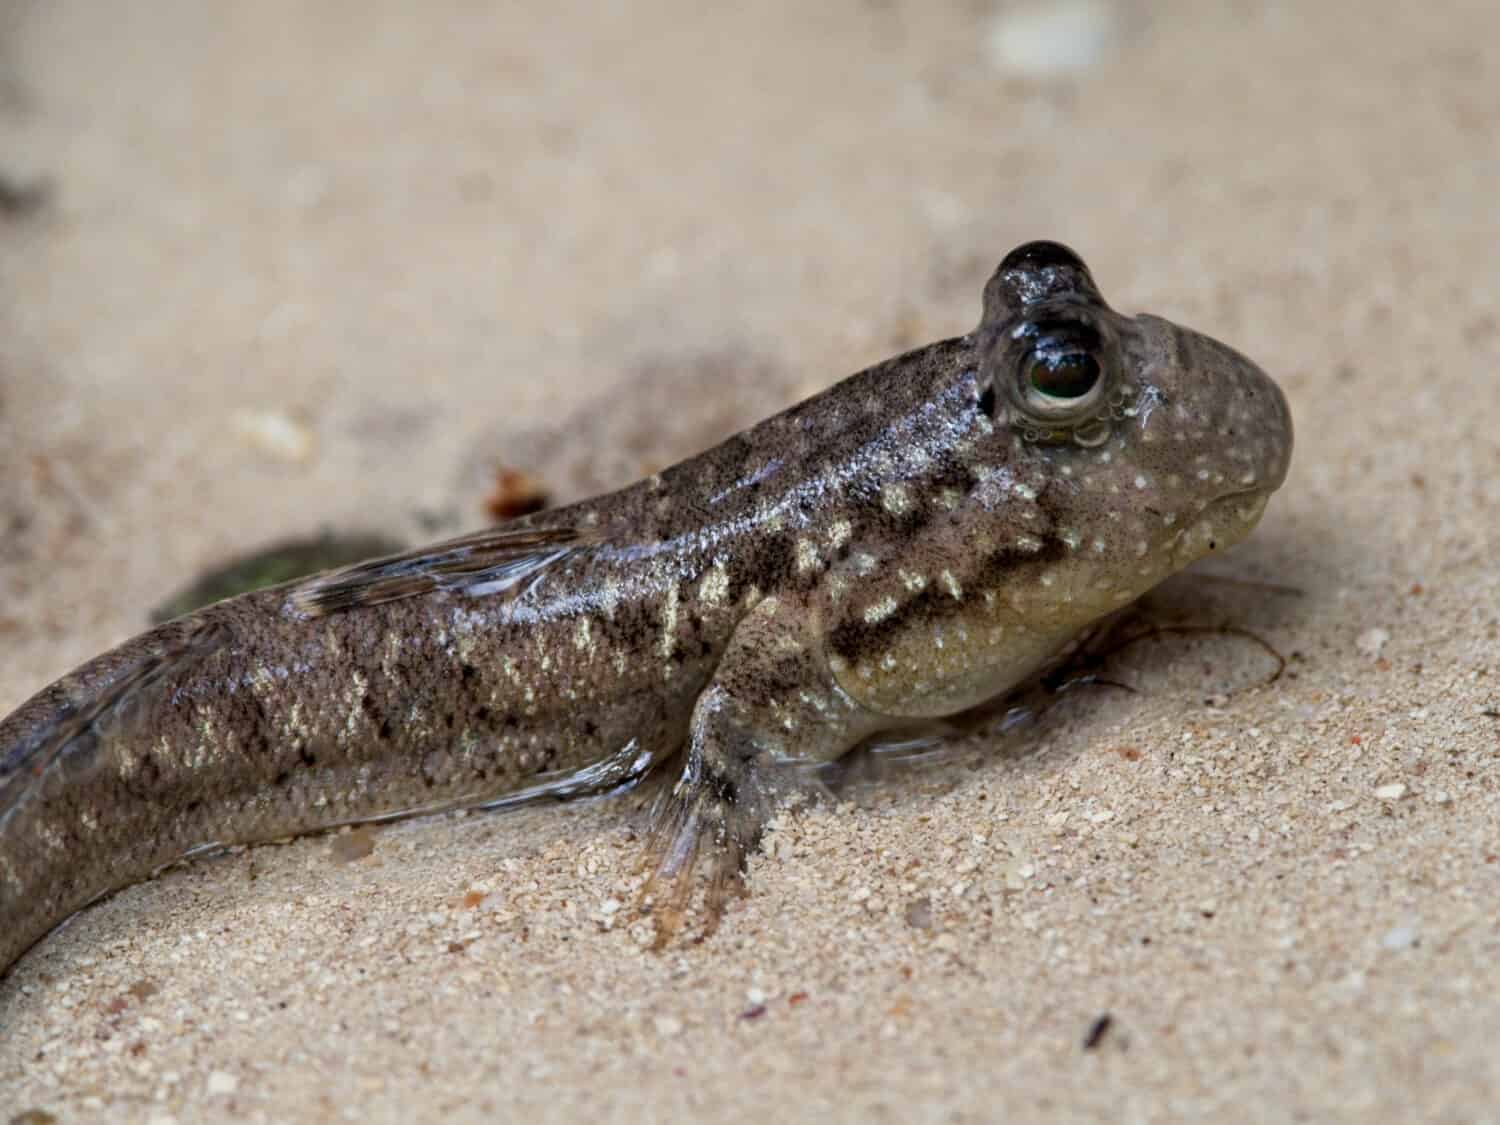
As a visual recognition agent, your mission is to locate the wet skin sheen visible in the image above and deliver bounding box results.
[0,242,1293,972]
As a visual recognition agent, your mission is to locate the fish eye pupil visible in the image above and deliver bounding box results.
[1027,347,1100,399]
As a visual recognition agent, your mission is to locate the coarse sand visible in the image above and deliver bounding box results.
[1,1,1497,1121]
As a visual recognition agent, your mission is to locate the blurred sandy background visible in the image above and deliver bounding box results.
[1,1,1497,1120]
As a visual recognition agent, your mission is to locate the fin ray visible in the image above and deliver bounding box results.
[286,525,597,617]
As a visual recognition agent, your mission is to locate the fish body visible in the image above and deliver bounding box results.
[0,242,1293,973]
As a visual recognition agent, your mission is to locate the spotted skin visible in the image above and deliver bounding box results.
[0,242,1292,973]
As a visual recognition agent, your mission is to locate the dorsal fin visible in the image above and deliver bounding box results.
[285,525,598,617]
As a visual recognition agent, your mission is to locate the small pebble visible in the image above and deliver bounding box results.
[231,409,315,464]
[985,0,1121,78]
[1381,925,1419,952]
[205,1071,239,1096]
[329,826,377,863]
[1356,627,1390,659]
[1374,783,1407,801]
[906,895,934,931]
[484,467,550,520]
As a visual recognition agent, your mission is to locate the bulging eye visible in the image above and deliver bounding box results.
[1024,345,1100,401]
[1012,319,1109,422]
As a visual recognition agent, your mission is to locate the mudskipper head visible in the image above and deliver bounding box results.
[973,240,1293,616]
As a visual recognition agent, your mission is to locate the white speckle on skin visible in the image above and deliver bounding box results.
[940,570,963,599]
[573,616,593,652]
[342,670,370,739]
[380,631,402,677]
[1134,474,1149,489]
[1012,482,1038,501]
[854,551,879,576]
[660,585,679,660]
[899,569,928,592]
[1060,528,1082,550]
[795,538,819,575]
[864,596,899,624]
[1015,535,1043,553]
[882,482,913,515]
[1092,538,1107,554]
[798,689,831,715]
[699,560,730,607]
[829,519,853,550]
[598,575,623,619]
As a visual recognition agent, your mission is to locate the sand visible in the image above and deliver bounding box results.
[1,1,1497,1120]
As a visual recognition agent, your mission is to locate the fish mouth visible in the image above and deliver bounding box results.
[1170,488,1273,568]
